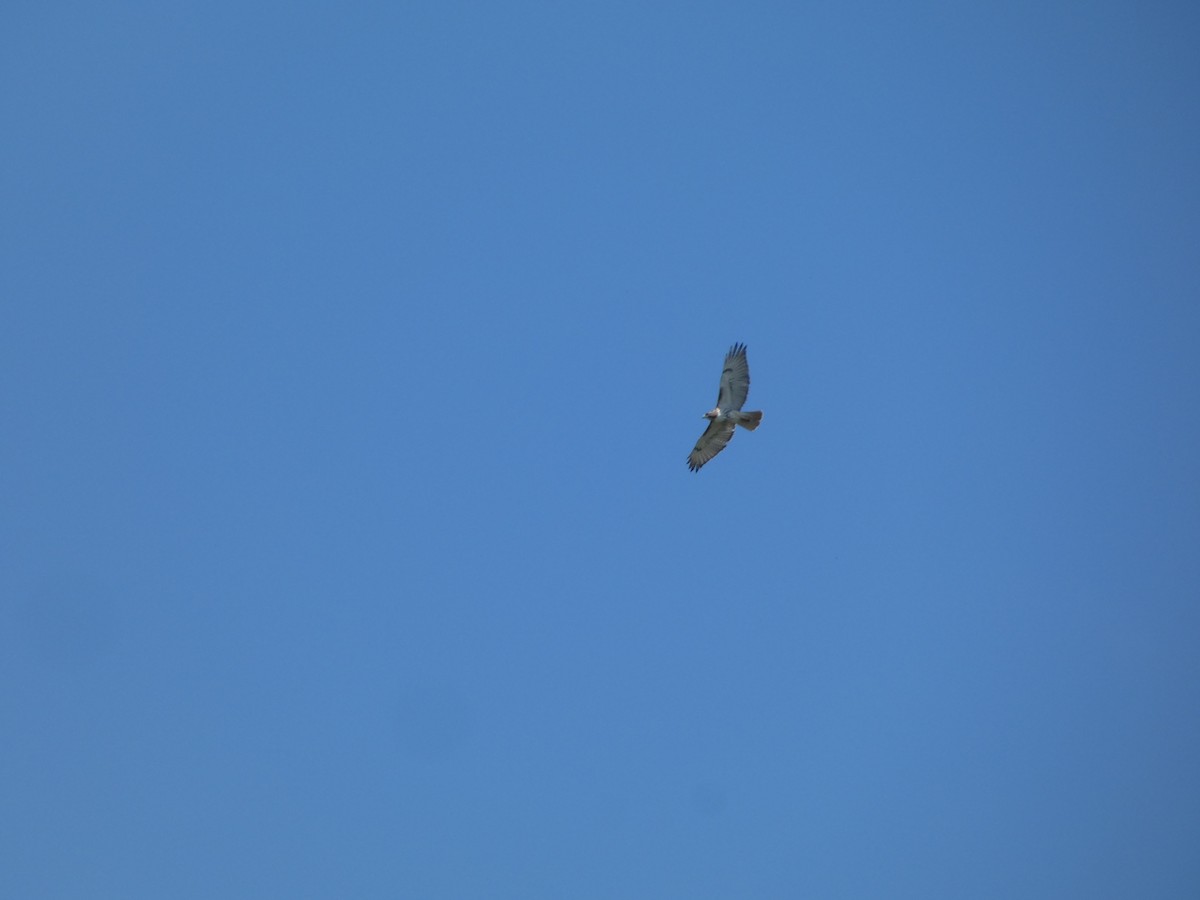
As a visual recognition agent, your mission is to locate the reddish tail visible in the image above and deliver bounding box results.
[738,410,763,431]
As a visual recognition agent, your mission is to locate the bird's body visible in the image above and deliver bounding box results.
[687,343,763,472]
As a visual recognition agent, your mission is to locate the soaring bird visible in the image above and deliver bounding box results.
[687,343,763,472]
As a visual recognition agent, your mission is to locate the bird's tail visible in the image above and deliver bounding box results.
[737,410,763,431]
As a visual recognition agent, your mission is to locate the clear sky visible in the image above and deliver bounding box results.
[3,2,1199,897]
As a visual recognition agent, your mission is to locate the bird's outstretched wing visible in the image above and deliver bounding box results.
[715,343,751,411]
[688,418,737,472]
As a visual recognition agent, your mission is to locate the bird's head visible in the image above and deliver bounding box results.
[704,407,721,419]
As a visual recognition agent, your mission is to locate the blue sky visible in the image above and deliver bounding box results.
[3,2,1199,896]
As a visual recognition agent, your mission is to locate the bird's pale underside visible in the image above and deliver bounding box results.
[687,343,763,472]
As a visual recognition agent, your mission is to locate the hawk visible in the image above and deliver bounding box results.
[687,343,763,472]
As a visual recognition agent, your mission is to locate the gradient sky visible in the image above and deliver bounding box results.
[3,2,1199,897]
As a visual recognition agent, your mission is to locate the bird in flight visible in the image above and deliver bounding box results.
[687,343,763,472]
